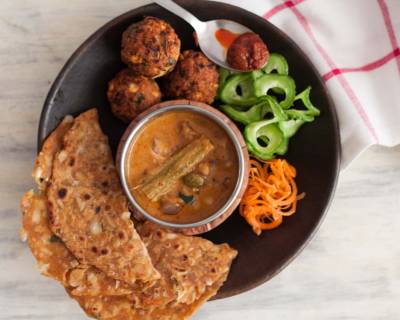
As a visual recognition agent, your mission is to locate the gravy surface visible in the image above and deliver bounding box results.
[126,110,238,224]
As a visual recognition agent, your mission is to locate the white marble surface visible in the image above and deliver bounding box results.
[1,1,399,319]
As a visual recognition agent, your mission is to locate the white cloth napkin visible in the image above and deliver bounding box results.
[217,0,400,169]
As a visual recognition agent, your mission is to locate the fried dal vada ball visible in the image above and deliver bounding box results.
[162,50,219,104]
[107,69,161,122]
[121,16,181,78]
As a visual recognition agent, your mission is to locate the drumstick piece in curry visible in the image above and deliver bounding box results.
[137,136,214,202]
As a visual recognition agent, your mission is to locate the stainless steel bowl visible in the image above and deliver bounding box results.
[117,100,249,235]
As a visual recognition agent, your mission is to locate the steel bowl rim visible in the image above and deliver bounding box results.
[118,103,247,229]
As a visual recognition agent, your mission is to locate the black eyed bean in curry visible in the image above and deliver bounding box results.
[126,110,239,224]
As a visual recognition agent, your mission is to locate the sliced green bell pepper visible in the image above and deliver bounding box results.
[219,73,259,107]
[256,132,289,155]
[298,86,320,116]
[251,70,265,81]
[262,53,289,95]
[220,101,269,125]
[218,68,233,98]
[221,95,287,126]
[244,122,284,160]
[218,68,231,91]
[285,86,320,120]
[279,87,320,137]
[278,119,305,138]
[275,136,289,155]
[260,96,288,121]
[219,67,232,86]
[217,58,320,161]
[263,53,289,75]
[254,74,296,109]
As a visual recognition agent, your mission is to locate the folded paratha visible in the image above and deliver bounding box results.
[72,273,227,320]
[138,222,238,305]
[21,190,79,283]
[70,223,237,320]
[32,115,74,191]
[45,109,159,286]
[20,191,132,296]
[21,191,237,319]
[21,108,238,319]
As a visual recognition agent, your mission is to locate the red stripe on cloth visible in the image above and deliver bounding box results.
[263,0,306,20]
[284,3,379,143]
[377,0,400,75]
[323,48,400,81]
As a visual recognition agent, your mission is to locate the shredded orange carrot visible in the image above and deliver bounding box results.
[240,159,304,235]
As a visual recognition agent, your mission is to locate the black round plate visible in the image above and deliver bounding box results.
[39,0,340,299]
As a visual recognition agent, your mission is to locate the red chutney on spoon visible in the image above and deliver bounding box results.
[215,28,269,71]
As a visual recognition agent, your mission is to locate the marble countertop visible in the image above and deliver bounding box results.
[1,1,399,319]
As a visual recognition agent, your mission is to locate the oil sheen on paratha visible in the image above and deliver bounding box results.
[46,109,159,286]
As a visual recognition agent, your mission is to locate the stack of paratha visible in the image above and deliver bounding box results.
[21,109,237,320]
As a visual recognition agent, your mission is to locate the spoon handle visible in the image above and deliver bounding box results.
[154,0,205,31]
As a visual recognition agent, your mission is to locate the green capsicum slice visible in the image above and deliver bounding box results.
[262,53,289,95]
[278,87,320,137]
[251,70,265,81]
[254,74,296,109]
[262,53,289,75]
[284,110,314,122]
[219,73,259,107]
[221,95,287,125]
[219,67,232,86]
[243,96,290,159]
[218,68,233,98]
[275,137,289,155]
[244,122,284,160]
[278,119,305,138]
[296,86,320,117]
[259,95,288,122]
[220,101,269,125]
[285,86,320,120]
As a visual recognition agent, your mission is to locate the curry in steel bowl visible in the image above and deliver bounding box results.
[127,109,239,224]
[118,102,248,233]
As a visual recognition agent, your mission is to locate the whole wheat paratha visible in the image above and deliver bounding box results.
[46,109,159,285]
[138,222,238,305]
[22,107,238,320]
[71,272,226,320]
[32,115,74,191]
[70,222,237,319]
[20,191,132,296]
[21,190,237,318]
[21,190,79,283]
[149,272,230,320]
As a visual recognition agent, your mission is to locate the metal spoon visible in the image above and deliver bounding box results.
[154,0,251,72]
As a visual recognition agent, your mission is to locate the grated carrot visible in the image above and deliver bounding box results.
[240,159,304,235]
